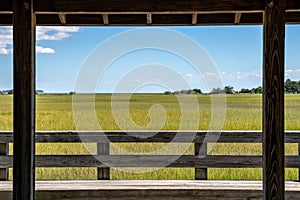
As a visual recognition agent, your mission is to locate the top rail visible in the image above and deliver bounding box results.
[0,131,300,143]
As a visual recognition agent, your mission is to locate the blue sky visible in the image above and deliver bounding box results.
[1,25,300,93]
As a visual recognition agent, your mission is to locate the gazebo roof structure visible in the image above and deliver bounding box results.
[0,0,300,26]
[0,0,297,199]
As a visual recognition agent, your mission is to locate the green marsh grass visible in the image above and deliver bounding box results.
[1,94,300,180]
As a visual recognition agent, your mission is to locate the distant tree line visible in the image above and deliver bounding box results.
[211,85,263,94]
[164,79,300,95]
[0,89,44,94]
[164,89,202,95]
[284,79,300,94]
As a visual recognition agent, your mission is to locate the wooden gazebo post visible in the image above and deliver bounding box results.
[13,0,36,199]
[263,0,285,199]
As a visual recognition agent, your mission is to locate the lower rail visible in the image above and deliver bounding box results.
[1,180,300,199]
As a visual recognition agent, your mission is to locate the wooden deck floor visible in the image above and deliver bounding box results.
[1,180,300,199]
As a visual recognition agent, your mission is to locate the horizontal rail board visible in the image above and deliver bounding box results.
[0,155,260,168]
[1,180,300,199]
[0,155,300,168]
[1,131,300,143]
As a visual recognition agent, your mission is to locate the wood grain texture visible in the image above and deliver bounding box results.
[263,0,286,199]
[2,131,300,143]
[235,12,242,24]
[97,143,110,180]
[0,154,267,168]
[0,143,8,180]
[194,143,207,180]
[298,143,300,182]
[58,13,66,24]
[2,12,300,26]
[1,180,300,200]
[13,0,36,199]
[1,155,300,169]
[32,0,265,13]
[0,0,299,14]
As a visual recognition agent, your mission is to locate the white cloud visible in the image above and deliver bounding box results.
[36,27,80,41]
[36,46,55,54]
[285,68,300,78]
[222,71,261,79]
[222,69,300,80]
[0,26,80,54]
[185,73,193,77]
[0,27,13,55]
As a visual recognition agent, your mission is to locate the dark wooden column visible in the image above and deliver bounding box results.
[263,0,285,199]
[13,0,36,199]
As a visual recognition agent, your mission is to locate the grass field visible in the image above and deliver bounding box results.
[1,94,300,180]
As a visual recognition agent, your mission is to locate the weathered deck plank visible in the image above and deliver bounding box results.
[1,181,300,199]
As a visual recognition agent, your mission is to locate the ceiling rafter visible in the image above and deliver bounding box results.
[235,12,242,24]
[58,13,66,24]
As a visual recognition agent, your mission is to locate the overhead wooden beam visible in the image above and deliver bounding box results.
[147,13,152,24]
[58,12,66,24]
[32,0,265,13]
[0,0,12,13]
[263,0,285,199]
[192,13,198,25]
[234,12,242,24]
[1,0,300,14]
[6,11,300,26]
[102,14,109,25]
[13,0,36,199]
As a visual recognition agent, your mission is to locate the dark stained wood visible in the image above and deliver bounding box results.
[263,0,286,199]
[286,0,300,11]
[286,12,300,24]
[299,143,300,182]
[97,143,110,180]
[195,143,207,180]
[0,0,299,14]
[1,155,300,169]
[13,0,36,199]
[152,14,192,25]
[239,12,263,24]
[0,143,8,180]
[66,14,103,25]
[109,14,146,24]
[36,14,61,25]
[1,131,300,143]
[0,155,262,168]
[3,12,300,26]
[197,13,235,25]
[0,14,12,25]
[32,0,265,13]
[0,0,12,13]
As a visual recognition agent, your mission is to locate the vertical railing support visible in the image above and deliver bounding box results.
[195,142,207,180]
[263,0,286,199]
[298,143,300,182]
[13,0,36,199]
[0,143,8,180]
[97,143,110,180]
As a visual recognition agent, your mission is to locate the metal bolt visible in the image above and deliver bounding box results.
[268,1,274,8]
[24,2,29,10]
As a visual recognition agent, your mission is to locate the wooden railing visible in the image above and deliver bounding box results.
[1,131,300,181]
